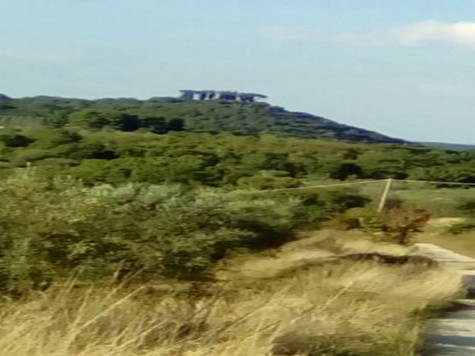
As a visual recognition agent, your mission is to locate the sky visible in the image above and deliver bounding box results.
[1,0,474,144]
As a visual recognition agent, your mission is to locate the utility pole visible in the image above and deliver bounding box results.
[378,178,393,212]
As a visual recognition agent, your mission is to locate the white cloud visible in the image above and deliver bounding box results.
[261,21,475,49]
[340,21,475,48]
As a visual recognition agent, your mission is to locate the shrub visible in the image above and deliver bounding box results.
[274,188,372,229]
[457,199,475,216]
[328,207,431,245]
[237,175,302,190]
[323,190,371,213]
[326,207,383,231]
[0,172,300,295]
[447,220,475,235]
[380,208,431,245]
[9,148,55,166]
[385,196,405,209]
[0,131,33,147]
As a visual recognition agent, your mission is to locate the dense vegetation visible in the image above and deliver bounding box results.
[0,242,460,356]
[0,94,473,291]
[421,142,475,151]
[0,128,474,186]
[0,95,474,186]
[0,170,463,356]
[0,171,463,356]
[0,94,471,355]
[0,171,374,296]
[0,95,406,142]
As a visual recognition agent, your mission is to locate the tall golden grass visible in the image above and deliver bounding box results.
[419,218,475,258]
[0,233,462,356]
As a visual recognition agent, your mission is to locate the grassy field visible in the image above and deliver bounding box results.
[302,178,475,217]
[385,185,475,217]
[417,218,475,258]
[0,231,462,356]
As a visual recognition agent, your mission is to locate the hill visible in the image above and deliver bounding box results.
[0,94,474,186]
[0,95,406,144]
[420,142,475,151]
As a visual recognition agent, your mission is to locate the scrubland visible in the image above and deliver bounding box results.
[0,172,471,355]
[0,232,462,356]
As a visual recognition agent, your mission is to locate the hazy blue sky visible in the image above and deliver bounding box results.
[1,0,474,144]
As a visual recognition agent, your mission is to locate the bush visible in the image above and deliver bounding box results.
[447,220,475,235]
[237,175,302,190]
[0,172,300,295]
[9,148,55,166]
[328,207,431,245]
[274,188,372,229]
[457,199,475,216]
[324,190,371,213]
[380,208,431,245]
[0,131,33,147]
[326,207,383,231]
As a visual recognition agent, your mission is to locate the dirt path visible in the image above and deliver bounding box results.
[413,243,475,355]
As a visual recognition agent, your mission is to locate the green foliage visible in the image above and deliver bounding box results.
[25,128,81,149]
[320,189,372,213]
[68,109,184,133]
[447,220,475,235]
[457,199,475,216]
[0,130,34,147]
[237,175,302,190]
[0,96,405,142]
[0,128,473,186]
[410,165,475,184]
[0,171,300,295]
[328,162,362,180]
[8,148,55,166]
[0,96,473,186]
[326,207,384,231]
[69,109,111,129]
[275,188,372,228]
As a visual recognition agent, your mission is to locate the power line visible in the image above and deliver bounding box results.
[398,179,475,186]
[249,180,384,194]
[249,178,475,195]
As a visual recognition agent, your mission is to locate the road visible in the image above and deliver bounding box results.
[414,243,475,355]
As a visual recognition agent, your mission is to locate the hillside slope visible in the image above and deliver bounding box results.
[0,96,406,144]
[420,142,475,151]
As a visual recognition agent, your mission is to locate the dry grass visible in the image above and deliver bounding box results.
[284,229,411,254]
[0,231,463,356]
[218,230,411,280]
[418,217,475,258]
[418,231,475,258]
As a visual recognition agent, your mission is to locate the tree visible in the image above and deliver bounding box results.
[43,112,69,128]
[108,112,141,132]
[142,116,168,134]
[0,131,33,147]
[25,128,81,149]
[69,109,110,129]
[68,142,118,160]
[167,118,185,132]
[329,162,362,180]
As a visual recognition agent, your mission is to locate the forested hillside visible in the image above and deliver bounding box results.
[0,94,474,186]
[421,142,475,151]
[0,129,474,186]
[0,95,405,143]
[0,95,473,356]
